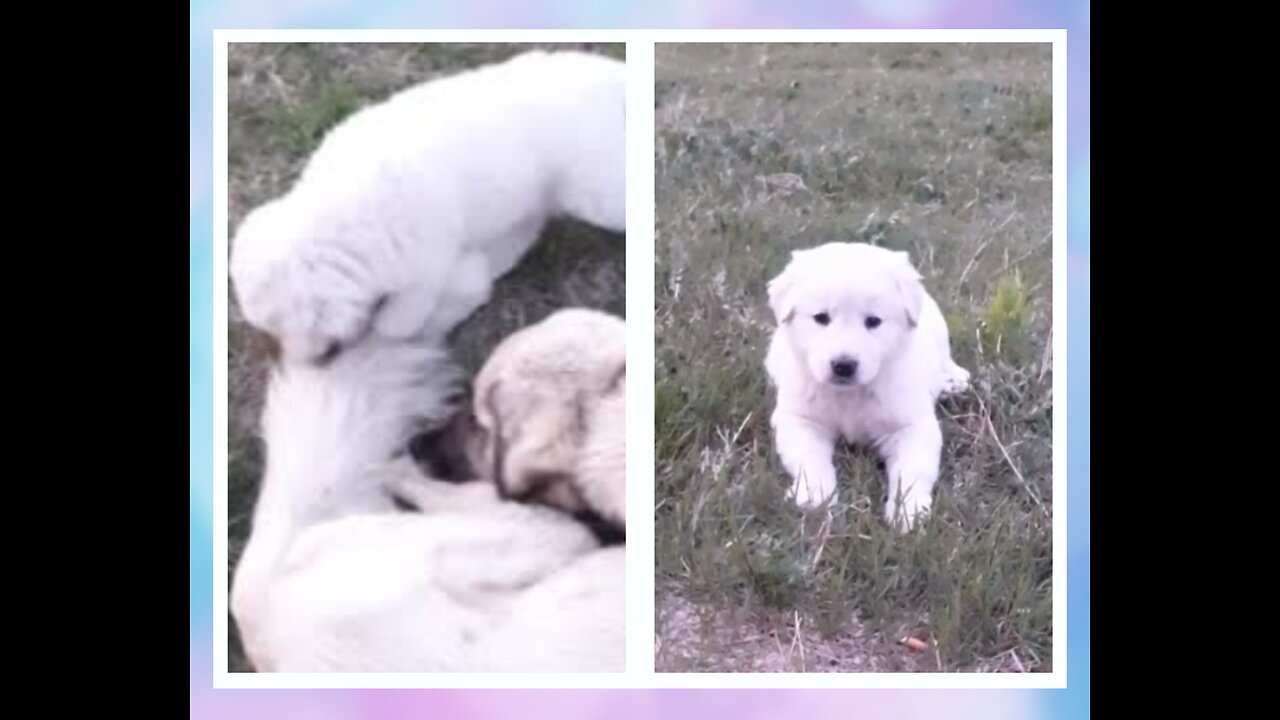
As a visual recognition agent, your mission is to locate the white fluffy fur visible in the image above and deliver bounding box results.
[764,242,970,530]
[230,50,626,364]
[575,371,625,528]
[230,338,623,672]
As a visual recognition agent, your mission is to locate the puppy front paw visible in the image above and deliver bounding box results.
[790,472,837,509]
[885,487,932,531]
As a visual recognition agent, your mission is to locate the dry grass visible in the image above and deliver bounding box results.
[653,42,1053,673]
[225,42,626,672]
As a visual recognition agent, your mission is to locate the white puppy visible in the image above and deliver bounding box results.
[230,49,626,365]
[764,242,970,530]
[415,308,626,537]
[230,337,624,672]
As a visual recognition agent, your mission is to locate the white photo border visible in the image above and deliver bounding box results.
[212,27,1066,691]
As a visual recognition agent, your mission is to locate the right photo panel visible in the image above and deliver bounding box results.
[653,42,1054,674]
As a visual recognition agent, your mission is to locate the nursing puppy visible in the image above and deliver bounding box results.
[230,49,626,366]
[414,308,626,540]
[764,242,970,530]
[230,336,624,672]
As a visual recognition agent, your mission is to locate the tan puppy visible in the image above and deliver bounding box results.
[414,308,626,539]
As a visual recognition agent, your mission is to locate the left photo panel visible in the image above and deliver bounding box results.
[222,42,627,674]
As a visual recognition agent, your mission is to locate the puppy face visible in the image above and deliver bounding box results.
[408,381,584,508]
[768,243,924,388]
[476,377,594,512]
[268,286,386,367]
[474,310,624,504]
[413,309,626,537]
[231,200,388,366]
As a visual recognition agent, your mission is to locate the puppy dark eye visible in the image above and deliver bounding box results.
[813,312,831,326]
[864,316,882,330]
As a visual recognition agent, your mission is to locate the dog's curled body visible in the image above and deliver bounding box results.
[249,480,622,672]
[764,242,970,530]
[230,338,623,672]
[230,50,626,365]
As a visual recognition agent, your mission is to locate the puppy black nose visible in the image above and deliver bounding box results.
[831,359,857,379]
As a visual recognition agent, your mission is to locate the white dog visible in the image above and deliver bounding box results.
[764,242,970,530]
[230,49,625,366]
[230,337,624,672]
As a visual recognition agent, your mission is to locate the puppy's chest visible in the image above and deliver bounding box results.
[826,392,908,445]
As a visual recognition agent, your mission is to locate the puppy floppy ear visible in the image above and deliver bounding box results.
[767,252,805,324]
[891,251,925,328]
[484,380,584,510]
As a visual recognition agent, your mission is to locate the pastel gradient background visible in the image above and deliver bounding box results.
[190,1,1088,717]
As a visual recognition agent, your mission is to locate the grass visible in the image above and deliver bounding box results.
[225,42,626,672]
[653,42,1053,673]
